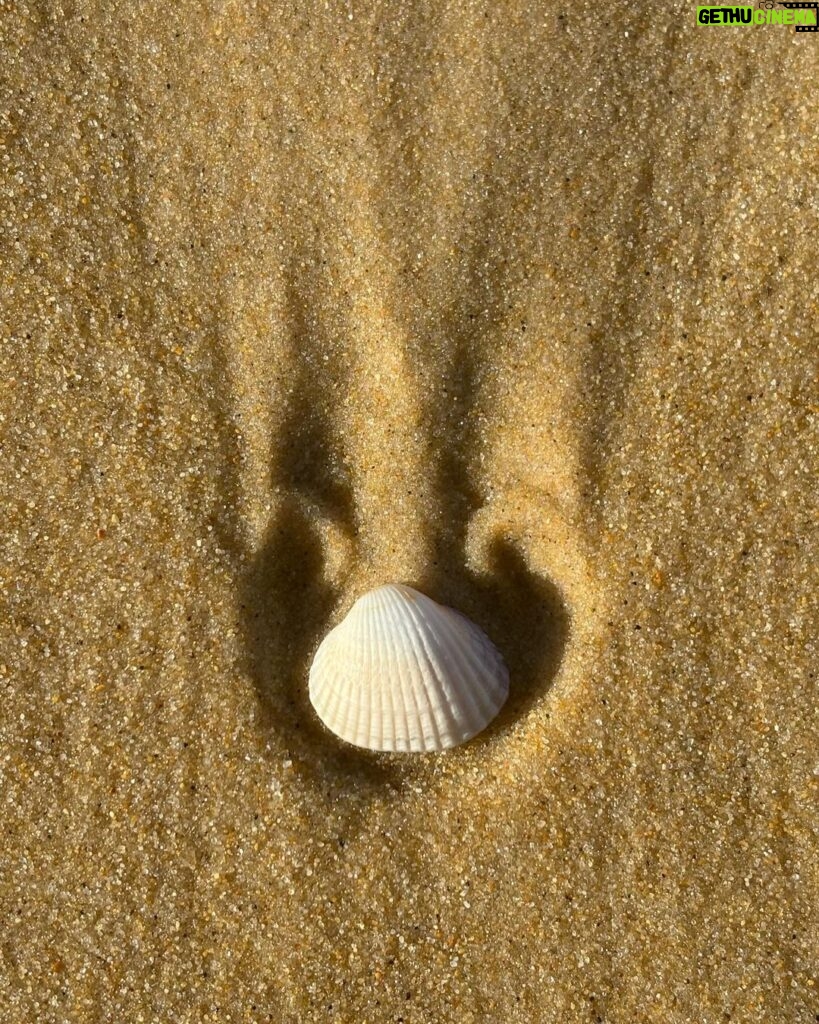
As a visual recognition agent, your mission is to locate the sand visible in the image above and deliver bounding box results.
[1,2,817,1021]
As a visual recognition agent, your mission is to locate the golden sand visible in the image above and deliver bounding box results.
[1,2,817,1021]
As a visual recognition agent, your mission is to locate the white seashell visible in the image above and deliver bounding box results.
[308,584,509,752]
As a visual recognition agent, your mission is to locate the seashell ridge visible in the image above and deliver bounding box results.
[308,584,509,752]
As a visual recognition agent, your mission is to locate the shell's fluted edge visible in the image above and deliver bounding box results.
[308,584,509,752]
